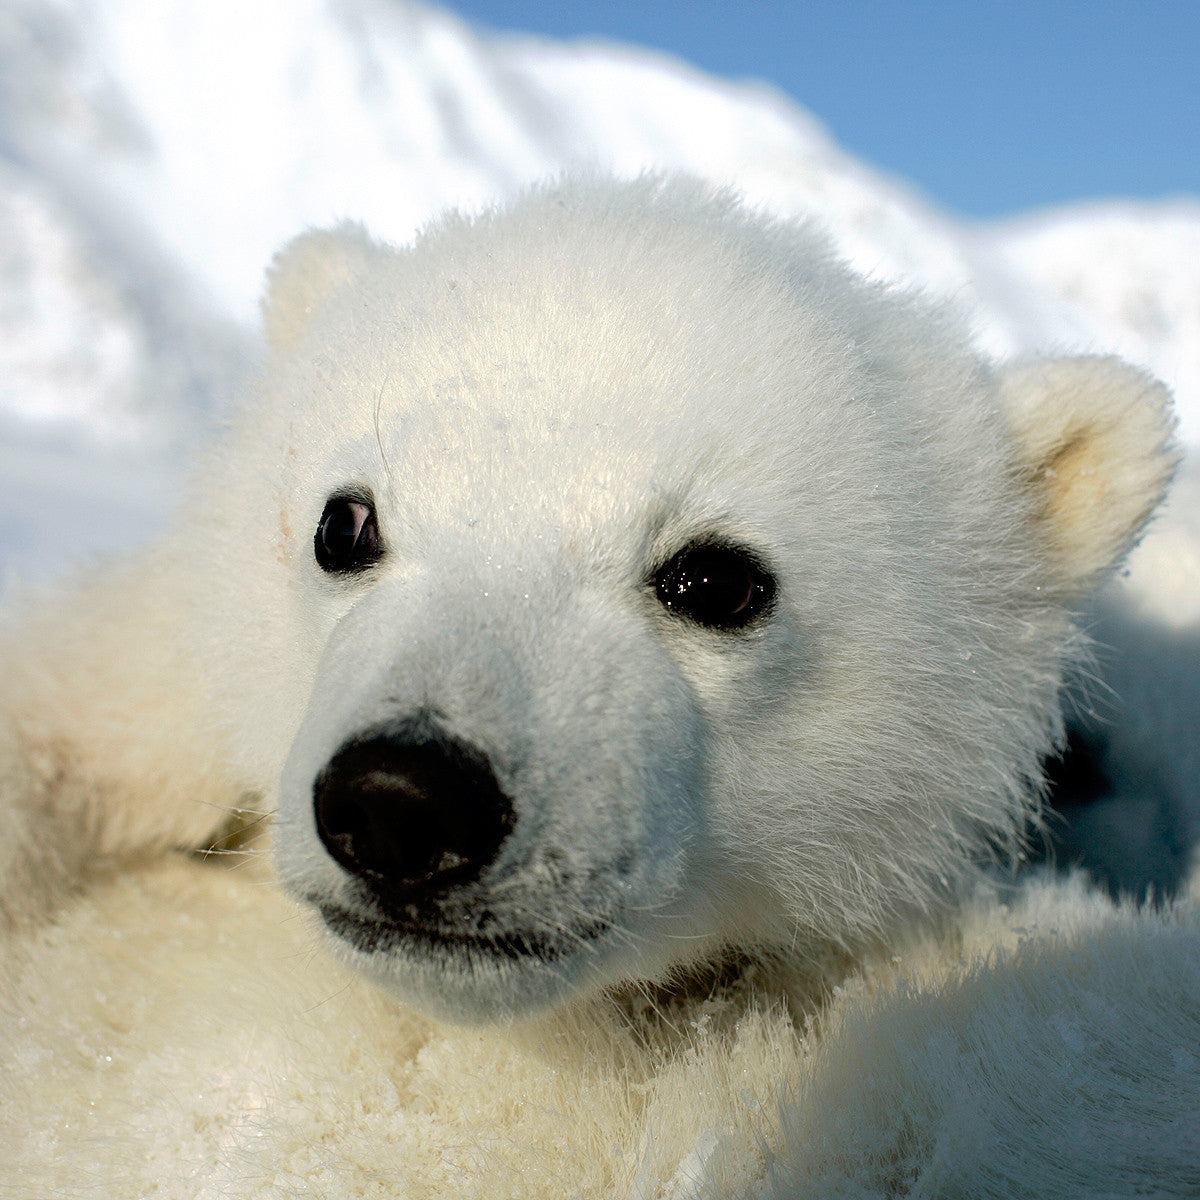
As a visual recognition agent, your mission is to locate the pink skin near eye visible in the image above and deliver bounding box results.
[729,580,754,614]
[346,502,370,542]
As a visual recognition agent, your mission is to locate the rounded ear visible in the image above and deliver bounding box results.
[1000,355,1179,596]
[261,222,379,353]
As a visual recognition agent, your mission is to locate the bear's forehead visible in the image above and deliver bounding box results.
[297,250,895,476]
[293,318,874,533]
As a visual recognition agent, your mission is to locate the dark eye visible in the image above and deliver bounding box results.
[315,495,382,573]
[654,543,775,630]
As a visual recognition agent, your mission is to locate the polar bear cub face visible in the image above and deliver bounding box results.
[202,179,1174,1022]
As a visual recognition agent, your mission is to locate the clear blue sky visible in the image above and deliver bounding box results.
[447,0,1199,217]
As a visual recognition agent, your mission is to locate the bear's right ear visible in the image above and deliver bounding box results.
[262,222,379,353]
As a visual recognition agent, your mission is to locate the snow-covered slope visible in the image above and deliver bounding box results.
[985,203,1200,436]
[1,0,1198,580]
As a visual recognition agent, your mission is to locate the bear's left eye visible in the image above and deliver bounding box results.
[654,543,775,630]
[315,495,382,573]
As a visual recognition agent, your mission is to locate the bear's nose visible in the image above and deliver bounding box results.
[312,731,514,901]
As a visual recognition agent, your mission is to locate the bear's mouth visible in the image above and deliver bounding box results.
[315,898,613,963]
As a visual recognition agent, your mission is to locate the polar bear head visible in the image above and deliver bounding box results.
[192,177,1175,1022]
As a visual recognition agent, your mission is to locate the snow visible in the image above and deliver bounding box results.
[1,0,1198,584]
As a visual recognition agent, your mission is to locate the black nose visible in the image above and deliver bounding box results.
[313,730,515,901]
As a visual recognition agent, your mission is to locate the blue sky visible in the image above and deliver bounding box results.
[447,0,1199,218]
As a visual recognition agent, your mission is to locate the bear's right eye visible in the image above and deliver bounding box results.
[315,496,382,574]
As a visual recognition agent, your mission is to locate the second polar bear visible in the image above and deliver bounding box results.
[0,176,1177,1022]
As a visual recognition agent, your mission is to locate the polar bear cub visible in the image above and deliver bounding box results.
[0,177,1176,1022]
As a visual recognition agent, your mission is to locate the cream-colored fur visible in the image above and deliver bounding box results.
[0,177,1190,1194]
[3,848,1197,1197]
[1000,356,1176,595]
[0,554,242,929]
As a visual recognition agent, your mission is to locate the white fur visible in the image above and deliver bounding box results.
[3,852,1198,1197]
[0,176,1190,1193]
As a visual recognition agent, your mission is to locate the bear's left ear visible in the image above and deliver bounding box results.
[1000,355,1179,597]
[261,222,380,354]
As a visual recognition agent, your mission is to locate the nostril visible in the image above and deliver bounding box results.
[315,790,371,872]
[313,731,514,901]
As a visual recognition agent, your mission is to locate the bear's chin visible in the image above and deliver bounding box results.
[312,897,625,1023]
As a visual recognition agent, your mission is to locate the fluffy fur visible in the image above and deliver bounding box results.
[4,853,1198,1196]
[0,177,1191,1194]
